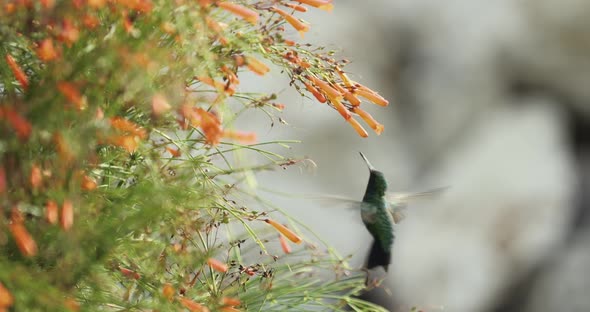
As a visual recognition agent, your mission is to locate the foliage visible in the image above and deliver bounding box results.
[0,1,389,311]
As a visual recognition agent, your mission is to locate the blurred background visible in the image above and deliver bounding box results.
[241,1,590,311]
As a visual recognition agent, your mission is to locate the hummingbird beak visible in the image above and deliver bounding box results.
[359,152,375,171]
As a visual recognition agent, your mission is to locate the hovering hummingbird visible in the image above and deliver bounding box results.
[359,152,393,271]
[357,152,446,271]
[307,152,446,271]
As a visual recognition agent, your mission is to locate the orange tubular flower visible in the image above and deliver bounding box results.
[206,16,223,33]
[335,66,353,87]
[353,107,384,135]
[53,133,74,161]
[152,94,171,117]
[346,117,368,138]
[81,175,98,190]
[1,106,32,140]
[30,164,42,190]
[196,76,235,96]
[180,297,210,312]
[83,14,100,29]
[328,96,351,120]
[110,135,139,153]
[353,84,389,106]
[58,19,80,46]
[37,39,58,61]
[61,199,74,231]
[284,3,307,12]
[162,283,175,301]
[46,200,59,225]
[5,54,28,90]
[0,167,6,194]
[221,65,240,85]
[307,76,341,100]
[194,108,223,145]
[303,81,326,103]
[334,83,361,106]
[165,147,181,157]
[297,0,333,11]
[245,56,270,76]
[9,222,38,257]
[221,297,241,307]
[264,219,302,244]
[217,2,259,24]
[0,282,14,309]
[270,7,310,37]
[119,267,141,279]
[110,117,148,139]
[57,81,87,110]
[279,234,291,254]
[223,130,257,144]
[207,257,228,273]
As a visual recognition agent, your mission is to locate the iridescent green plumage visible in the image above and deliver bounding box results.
[359,152,394,271]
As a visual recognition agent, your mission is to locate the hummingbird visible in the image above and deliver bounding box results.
[307,152,447,272]
[359,152,393,271]
[358,152,447,271]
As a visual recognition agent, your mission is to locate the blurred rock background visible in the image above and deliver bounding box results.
[244,1,590,311]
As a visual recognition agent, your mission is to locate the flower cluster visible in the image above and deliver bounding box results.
[1,1,389,311]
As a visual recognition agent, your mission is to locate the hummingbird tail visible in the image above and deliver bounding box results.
[367,240,391,272]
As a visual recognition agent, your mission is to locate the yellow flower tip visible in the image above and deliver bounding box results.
[335,66,353,87]
[264,219,302,244]
[374,123,385,135]
[207,257,229,273]
[346,117,369,138]
[152,94,172,116]
[245,56,270,76]
[60,199,74,231]
[0,282,14,309]
[217,2,259,24]
[180,297,210,312]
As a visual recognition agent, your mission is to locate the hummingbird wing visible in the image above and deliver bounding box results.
[306,194,361,210]
[385,187,449,224]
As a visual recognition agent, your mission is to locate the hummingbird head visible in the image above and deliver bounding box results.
[359,152,387,196]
